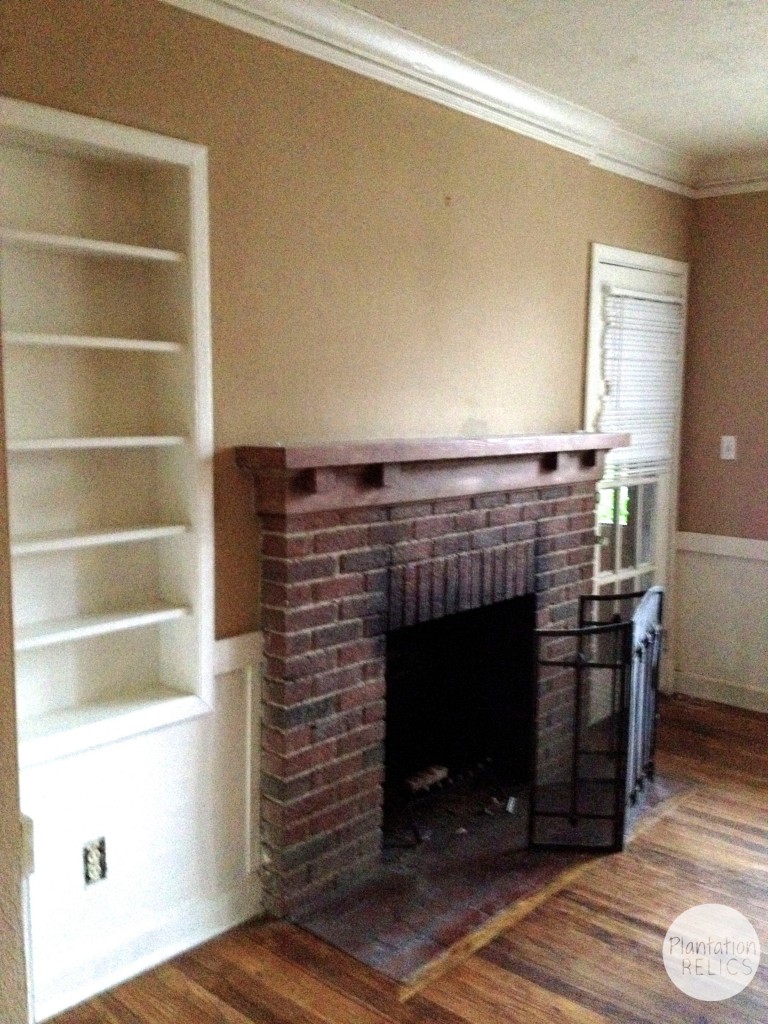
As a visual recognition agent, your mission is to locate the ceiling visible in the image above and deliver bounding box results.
[165,0,768,193]
[340,0,768,164]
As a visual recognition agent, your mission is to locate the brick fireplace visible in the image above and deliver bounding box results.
[237,433,626,915]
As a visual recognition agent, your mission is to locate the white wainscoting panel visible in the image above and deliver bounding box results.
[674,533,768,712]
[23,631,263,1023]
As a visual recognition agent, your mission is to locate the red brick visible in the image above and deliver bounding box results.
[433,533,471,556]
[264,648,337,681]
[369,521,413,545]
[263,677,313,707]
[312,574,365,601]
[339,592,387,620]
[262,741,337,781]
[261,581,313,608]
[538,484,573,500]
[263,694,336,731]
[338,507,389,525]
[336,721,385,756]
[263,631,313,658]
[260,796,286,827]
[335,809,381,848]
[362,614,387,637]
[488,504,525,526]
[538,515,572,538]
[335,679,386,712]
[392,538,434,563]
[364,569,388,593]
[389,501,433,520]
[286,555,339,583]
[312,708,365,742]
[313,664,364,697]
[274,817,315,849]
[312,751,365,789]
[570,511,595,531]
[472,493,506,509]
[336,636,385,666]
[261,533,313,558]
[505,522,536,543]
[312,620,363,649]
[262,602,337,633]
[362,699,385,724]
[307,837,380,885]
[510,488,538,505]
[313,526,370,553]
[262,724,313,756]
[285,511,343,531]
[362,661,385,681]
[261,556,289,583]
[412,514,455,539]
[433,496,473,514]
[280,784,339,824]
[340,549,389,573]
[309,800,359,837]
[554,496,583,516]
[455,510,488,531]
[535,551,569,573]
[335,767,383,803]
[471,526,505,549]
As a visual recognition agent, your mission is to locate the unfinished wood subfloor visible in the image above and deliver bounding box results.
[50,696,768,1024]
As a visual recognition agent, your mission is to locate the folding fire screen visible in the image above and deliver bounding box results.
[529,587,664,851]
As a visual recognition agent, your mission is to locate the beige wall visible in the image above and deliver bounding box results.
[680,193,768,540]
[0,332,29,1023]
[0,0,690,635]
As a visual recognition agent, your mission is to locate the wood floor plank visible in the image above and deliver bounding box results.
[180,938,355,1024]
[482,898,762,1024]
[426,956,612,1024]
[241,921,469,1024]
[205,930,397,1024]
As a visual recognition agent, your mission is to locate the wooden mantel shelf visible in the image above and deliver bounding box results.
[236,433,629,514]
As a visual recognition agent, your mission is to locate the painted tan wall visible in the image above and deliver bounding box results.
[0,331,29,1023]
[0,0,690,635]
[680,193,768,540]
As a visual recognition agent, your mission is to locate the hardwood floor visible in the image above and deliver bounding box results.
[51,696,768,1024]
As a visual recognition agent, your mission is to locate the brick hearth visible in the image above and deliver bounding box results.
[237,434,626,915]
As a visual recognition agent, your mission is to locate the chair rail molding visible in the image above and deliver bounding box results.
[162,0,768,197]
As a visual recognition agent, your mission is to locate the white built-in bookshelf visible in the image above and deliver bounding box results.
[0,98,214,767]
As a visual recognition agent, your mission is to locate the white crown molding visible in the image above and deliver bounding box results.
[692,152,768,198]
[163,0,767,198]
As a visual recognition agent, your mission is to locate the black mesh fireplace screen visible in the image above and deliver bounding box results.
[529,587,663,851]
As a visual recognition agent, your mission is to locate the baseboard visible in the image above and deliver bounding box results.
[674,672,768,715]
[34,876,263,1022]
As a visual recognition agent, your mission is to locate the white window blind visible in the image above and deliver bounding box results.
[597,287,684,480]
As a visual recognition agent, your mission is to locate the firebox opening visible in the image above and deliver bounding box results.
[383,594,536,838]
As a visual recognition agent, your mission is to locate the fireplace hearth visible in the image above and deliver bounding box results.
[237,433,627,916]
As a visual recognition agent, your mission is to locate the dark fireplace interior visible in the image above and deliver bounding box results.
[383,595,536,839]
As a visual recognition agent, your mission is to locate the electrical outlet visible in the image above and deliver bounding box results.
[83,838,107,885]
[720,435,737,460]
